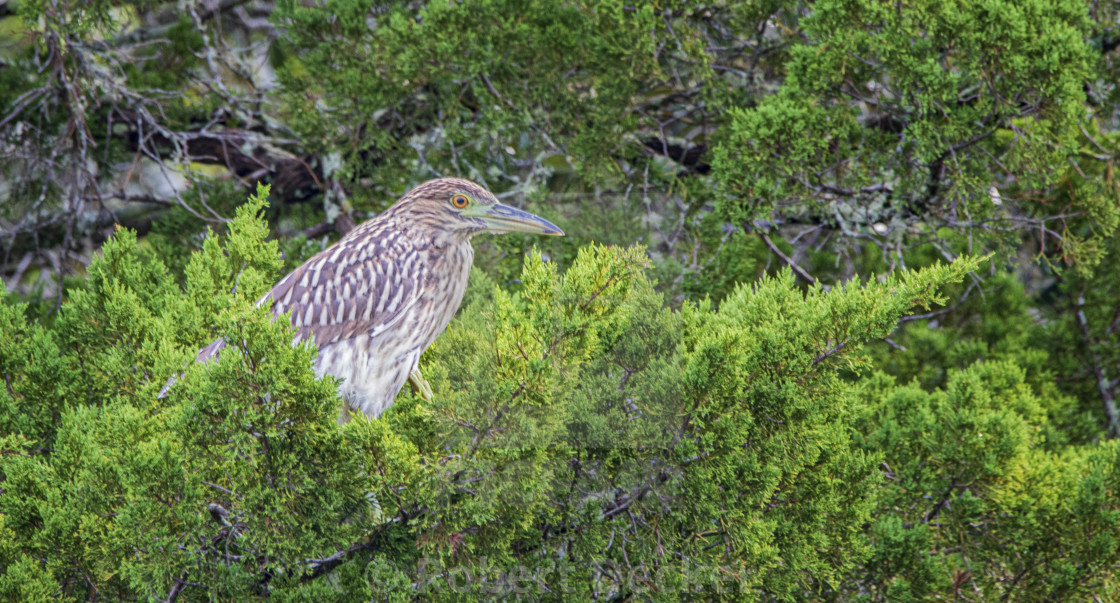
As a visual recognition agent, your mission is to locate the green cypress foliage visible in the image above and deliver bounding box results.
[10,186,1088,600]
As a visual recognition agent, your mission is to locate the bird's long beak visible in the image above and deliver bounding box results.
[467,203,564,236]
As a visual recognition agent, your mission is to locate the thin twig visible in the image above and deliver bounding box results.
[1076,291,1120,438]
[164,571,188,603]
[812,341,847,366]
[757,230,817,285]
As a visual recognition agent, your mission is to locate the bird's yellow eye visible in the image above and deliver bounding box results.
[450,193,470,209]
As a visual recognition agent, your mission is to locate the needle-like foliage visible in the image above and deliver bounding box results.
[8,189,1113,601]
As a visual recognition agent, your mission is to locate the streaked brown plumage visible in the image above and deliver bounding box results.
[173,177,562,421]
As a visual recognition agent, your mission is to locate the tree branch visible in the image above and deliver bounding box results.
[300,511,416,583]
[1076,291,1120,438]
[812,341,847,366]
[163,571,188,603]
[756,229,818,285]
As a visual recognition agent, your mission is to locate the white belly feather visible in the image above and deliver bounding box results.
[313,243,472,422]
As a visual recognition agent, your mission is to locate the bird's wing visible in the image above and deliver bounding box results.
[173,225,426,394]
[257,230,429,349]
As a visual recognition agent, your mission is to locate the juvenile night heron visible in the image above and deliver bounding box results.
[167,178,562,421]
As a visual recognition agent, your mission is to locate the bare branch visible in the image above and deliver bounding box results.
[757,229,818,285]
[1076,291,1120,438]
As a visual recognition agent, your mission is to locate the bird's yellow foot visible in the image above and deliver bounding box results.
[408,367,434,401]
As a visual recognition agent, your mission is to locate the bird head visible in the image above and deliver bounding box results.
[394,178,563,240]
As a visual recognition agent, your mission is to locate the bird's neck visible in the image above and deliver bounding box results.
[394,217,471,251]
